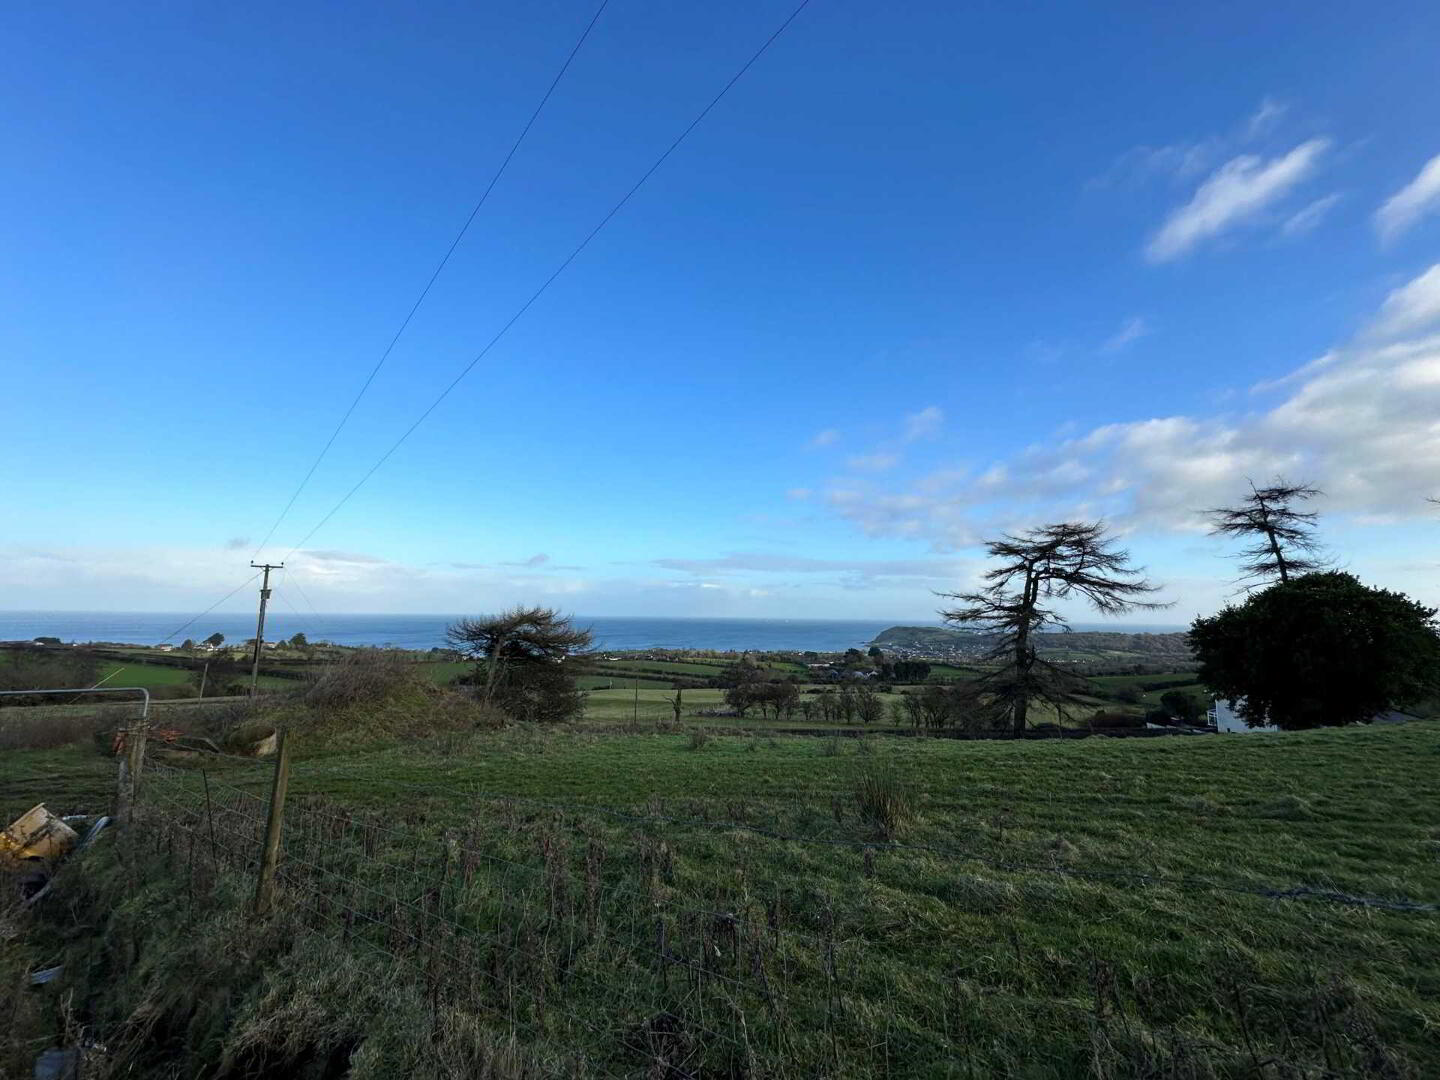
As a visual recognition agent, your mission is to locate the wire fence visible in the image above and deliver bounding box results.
[133,752,897,1077]
[120,734,1437,1078]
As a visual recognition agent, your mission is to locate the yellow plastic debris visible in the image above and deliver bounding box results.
[0,804,78,868]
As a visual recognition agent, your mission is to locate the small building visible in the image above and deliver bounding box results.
[1209,699,1277,733]
[1210,699,1420,732]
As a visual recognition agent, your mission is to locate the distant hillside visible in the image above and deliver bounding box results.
[871,625,1192,659]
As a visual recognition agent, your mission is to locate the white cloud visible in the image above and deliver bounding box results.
[1093,99,1293,191]
[0,541,610,616]
[902,406,944,442]
[846,452,901,473]
[654,552,964,578]
[300,549,388,565]
[1100,316,1150,353]
[1145,139,1330,262]
[1245,97,1288,140]
[785,487,812,501]
[1375,152,1440,243]
[1367,265,1440,340]
[807,428,840,449]
[654,551,973,592]
[813,263,1440,545]
[1091,139,1222,190]
[1281,192,1342,237]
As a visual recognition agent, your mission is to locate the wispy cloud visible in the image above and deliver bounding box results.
[300,549,387,564]
[846,452,901,473]
[1092,97,1291,191]
[653,551,969,588]
[1100,316,1151,353]
[1281,192,1342,237]
[1375,152,1440,243]
[807,428,840,449]
[901,406,944,442]
[1091,139,1221,190]
[1244,97,1288,140]
[1145,139,1330,262]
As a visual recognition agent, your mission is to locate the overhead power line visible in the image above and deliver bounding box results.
[156,571,263,646]
[250,0,613,561]
[281,0,815,561]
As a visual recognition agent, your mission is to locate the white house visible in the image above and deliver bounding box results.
[1210,699,1418,732]
[1208,699,1278,733]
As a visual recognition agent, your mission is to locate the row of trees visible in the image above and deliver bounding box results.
[177,632,311,652]
[434,481,1438,733]
[942,481,1440,732]
[724,681,893,725]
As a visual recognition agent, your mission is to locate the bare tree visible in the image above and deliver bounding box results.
[1206,479,1324,587]
[939,522,1164,734]
[446,607,593,721]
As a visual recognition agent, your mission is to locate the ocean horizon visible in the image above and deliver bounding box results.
[0,611,1188,653]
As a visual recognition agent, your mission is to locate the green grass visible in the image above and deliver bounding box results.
[581,686,721,722]
[413,660,470,684]
[589,658,728,677]
[1089,672,1200,691]
[96,660,193,687]
[926,662,983,680]
[7,715,1438,1077]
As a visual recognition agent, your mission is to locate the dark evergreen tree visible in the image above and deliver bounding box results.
[939,522,1164,733]
[1190,572,1440,729]
[1206,479,1324,587]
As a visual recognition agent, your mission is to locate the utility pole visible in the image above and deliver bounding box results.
[249,562,284,697]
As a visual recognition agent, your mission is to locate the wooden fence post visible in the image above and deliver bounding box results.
[115,723,149,826]
[253,731,291,916]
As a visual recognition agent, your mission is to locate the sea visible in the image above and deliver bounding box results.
[0,611,1185,653]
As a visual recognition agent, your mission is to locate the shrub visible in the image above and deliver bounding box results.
[0,707,99,751]
[0,646,100,699]
[304,649,429,709]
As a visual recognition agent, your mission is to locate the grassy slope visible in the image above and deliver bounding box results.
[8,719,1437,1076]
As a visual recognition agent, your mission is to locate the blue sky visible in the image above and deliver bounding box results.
[5,0,1440,624]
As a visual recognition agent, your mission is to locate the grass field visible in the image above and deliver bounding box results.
[590,658,728,677]
[4,718,1437,1076]
[414,660,470,684]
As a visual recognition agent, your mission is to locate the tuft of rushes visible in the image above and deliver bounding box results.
[854,766,912,838]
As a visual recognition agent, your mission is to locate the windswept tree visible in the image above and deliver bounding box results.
[1206,479,1324,587]
[446,607,593,723]
[939,522,1164,734]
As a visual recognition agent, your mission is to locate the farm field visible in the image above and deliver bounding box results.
[4,719,1437,1077]
[588,658,728,676]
